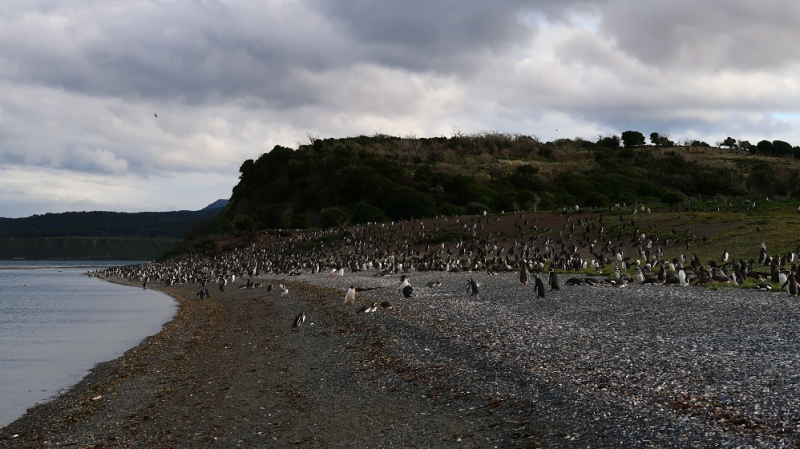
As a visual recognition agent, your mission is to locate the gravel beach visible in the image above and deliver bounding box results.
[1,269,799,448]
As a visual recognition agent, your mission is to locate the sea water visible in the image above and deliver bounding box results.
[0,261,176,428]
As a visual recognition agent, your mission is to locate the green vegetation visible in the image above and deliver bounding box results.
[217,132,800,232]
[0,205,225,260]
[0,209,223,238]
[0,237,180,260]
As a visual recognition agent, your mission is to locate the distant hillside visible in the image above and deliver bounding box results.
[214,133,800,232]
[0,205,224,239]
[0,202,226,260]
[0,237,182,261]
[203,199,229,211]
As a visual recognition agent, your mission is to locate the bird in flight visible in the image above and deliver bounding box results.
[154,113,158,118]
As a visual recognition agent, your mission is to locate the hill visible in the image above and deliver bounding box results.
[214,133,800,233]
[174,134,800,280]
[0,201,227,260]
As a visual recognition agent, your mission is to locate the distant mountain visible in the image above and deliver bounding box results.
[202,199,229,211]
[0,208,223,239]
[0,202,227,259]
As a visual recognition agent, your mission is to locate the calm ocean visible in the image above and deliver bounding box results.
[0,261,176,428]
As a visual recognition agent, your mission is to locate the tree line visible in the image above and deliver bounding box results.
[618,131,800,158]
[216,132,800,232]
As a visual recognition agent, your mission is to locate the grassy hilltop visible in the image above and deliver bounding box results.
[181,133,800,283]
[214,133,800,233]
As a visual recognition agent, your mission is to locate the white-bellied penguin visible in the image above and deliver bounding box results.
[345,285,357,304]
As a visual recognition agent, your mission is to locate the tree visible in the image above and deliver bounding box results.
[320,207,351,229]
[657,135,674,147]
[596,134,621,149]
[721,137,737,150]
[772,140,792,155]
[756,140,774,154]
[621,130,646,148]
[650,132,660,147]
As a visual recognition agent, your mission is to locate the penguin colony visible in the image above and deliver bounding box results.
[89,207,800,329]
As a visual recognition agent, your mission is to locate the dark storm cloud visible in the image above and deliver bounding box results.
[0,2,354,106]
[598,0,800,71]
[0,1,590,106]
[315,0,535,72]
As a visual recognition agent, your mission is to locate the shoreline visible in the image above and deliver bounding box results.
[1,271,799,447]
[0,276,501,447]
[0,266,176,430]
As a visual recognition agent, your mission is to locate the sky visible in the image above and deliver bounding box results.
[1,1,800,218]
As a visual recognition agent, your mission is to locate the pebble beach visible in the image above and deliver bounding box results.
[1,268,798,448]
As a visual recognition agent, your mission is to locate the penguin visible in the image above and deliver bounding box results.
[345,285,357,305]
[380,300,394,310]
[533,274,546,298]
[678,269,689,287]
[280,283,289,297]
[357,302,378,313]
[778,270,788,287]
[755,282,772,291]
[783,271,798,297]
[657,265,666,283]
[721,249,729,263]
[467,278,479,295]
[402,285,413,298]
[519,261,529,285]
[398,275,410,292]
[548,267,560,291]
[292,312,306,328]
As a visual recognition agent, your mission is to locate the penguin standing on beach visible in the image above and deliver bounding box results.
[398,275,410,292]
[548,268,560,291]
[467,278,479,295]
[345,285,357,305]
[783,271,799,297]
[292,312,306,328]
[519,261,529,285]
[533,274,546,298]
[402,285,413,298]
[678,269,689,287]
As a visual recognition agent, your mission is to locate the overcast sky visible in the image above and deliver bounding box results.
[1,1,799,218]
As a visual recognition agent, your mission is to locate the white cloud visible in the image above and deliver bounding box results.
[2,1,800,217]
